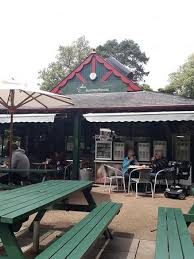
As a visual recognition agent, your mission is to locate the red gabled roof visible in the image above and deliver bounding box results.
[51,52,141,93]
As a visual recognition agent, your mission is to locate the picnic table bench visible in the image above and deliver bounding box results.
[36,201,122,259]
[155,207,194,259]
[0,180,121,259]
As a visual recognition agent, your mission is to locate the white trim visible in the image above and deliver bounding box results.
[83,111,194,122]
[0,114,56,123]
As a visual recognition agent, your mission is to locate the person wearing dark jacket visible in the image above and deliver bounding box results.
[11,144,30,184]
[149,151,168,180]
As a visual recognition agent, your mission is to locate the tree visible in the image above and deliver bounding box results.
[96,39,149,82]
[39,37,149,91]
[159,54,194,98]
[38,36,91,91]
[140,83,153,91]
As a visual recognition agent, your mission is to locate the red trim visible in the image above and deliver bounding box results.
[51,53,141,93]
[76,73,86,83]
[51,54,93,93]
[95,55,140,91]
[91,56,96,73]
[101,71,112,81]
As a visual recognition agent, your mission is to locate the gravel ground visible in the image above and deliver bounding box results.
[25,185,194,242]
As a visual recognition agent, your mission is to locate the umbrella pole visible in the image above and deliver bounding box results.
[9,112,13,169]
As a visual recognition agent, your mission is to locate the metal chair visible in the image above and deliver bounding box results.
[153,168,169,197]
[64,162,73,180]
[103,164,126,194]
[128,168,153,198]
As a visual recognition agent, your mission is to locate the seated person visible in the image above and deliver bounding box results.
[11,144,30,185]
[122,149,138,185]
[149,151,168,180]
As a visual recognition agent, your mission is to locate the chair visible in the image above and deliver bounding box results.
[64,162,73,180]
[153,168,169,196]
[103,165,126,194]
[128,168,153,198]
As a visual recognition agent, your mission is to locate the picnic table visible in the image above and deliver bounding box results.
[0,180,96,259]
[0,168,59,185]
[155,207,194,259]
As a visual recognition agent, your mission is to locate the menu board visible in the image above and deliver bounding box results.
[138,142,150,161]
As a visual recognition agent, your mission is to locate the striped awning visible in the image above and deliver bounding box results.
[84,111,194,122]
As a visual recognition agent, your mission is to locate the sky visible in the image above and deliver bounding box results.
[0,0,194,90]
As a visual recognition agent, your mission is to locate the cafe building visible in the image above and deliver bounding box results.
[1,51,194,183]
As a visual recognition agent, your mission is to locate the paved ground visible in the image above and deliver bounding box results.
[1,185,194,258]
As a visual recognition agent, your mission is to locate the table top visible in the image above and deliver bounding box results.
[0,180,93,224]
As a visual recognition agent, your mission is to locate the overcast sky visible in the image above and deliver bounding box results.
[0,0,194,90]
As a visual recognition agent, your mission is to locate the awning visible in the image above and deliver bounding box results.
[83,111,194,122]
[0,114,56,123]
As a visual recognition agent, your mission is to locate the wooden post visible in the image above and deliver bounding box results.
[72,112,81,180]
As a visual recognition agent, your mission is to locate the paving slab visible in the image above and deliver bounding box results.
[135,240,155,259]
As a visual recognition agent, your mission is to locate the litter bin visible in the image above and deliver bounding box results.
[79,168,93,181]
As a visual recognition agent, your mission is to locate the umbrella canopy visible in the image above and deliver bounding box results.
[0,80,73,111]
[0,80,73,167]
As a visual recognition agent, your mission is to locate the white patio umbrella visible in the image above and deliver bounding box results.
[0,80,73,167]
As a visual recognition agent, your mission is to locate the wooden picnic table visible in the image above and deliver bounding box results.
[0,180,96,259]
[0,168,59,185]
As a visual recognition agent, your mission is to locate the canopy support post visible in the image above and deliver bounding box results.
[72,112,81,180]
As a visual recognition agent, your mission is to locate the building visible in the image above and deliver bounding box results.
[50,51,194,182]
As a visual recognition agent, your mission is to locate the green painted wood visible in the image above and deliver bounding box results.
[0,223,25,259]
[154,207,168,259]
[0,181,65,205]
[0,181,93,223]
[0,180,56,199]
[35,202,110,259]
[65,203,122,259]
[188,203,194,214]
[72,112,81,180]
[35,202,121,259]
[183,213,194,223]
[166,208,183,259]
[174,209,194,259]
[0,181,67,211]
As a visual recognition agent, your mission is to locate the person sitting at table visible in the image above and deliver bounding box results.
[122,149,139,186]
[149,151,168,181]
[11,143,30,185]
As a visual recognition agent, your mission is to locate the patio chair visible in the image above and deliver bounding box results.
[103,164,126,194]
[64,162,73,180]
[153,168,169,196]
[128,168,153,198]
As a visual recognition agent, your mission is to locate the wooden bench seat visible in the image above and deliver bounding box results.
[155,207,194,259]
[36,201,122,259]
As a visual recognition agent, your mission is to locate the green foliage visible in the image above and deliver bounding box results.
[38,36,91,91]
[38,37,149,91]
[159,54,194,98]
[96,39,149,82]
[140,83,153,91]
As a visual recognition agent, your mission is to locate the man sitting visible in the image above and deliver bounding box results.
[11,144,30,185]
[150,151,168,180]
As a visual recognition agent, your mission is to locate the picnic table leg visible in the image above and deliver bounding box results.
[82,187,97,211]
[32,221,40,253]
[0,223,25,259]
[29,209,46,232]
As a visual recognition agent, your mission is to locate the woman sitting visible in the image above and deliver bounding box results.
[122,149,139,186]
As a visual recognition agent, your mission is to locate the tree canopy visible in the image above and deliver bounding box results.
[38,36,91,91]
[38,36,149,91]
[96,39,149,82]
[158,54,194,98]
